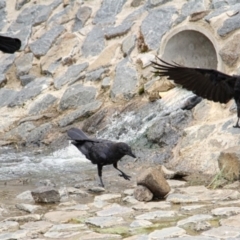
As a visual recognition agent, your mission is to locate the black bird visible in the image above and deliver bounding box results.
[152,57,240,128]
[67,127,136,187]
[0,35,21,53]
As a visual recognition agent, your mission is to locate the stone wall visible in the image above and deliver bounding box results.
[1,0,240,175]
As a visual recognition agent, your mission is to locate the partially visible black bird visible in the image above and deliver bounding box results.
[152,57,240,128]
[0,35,21,53]
[67,127,136,187]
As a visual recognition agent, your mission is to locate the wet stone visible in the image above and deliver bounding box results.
[166,193,198,204]
[15,203,40,213]
[44,211,87,223]
[135,210,176,220]
[177,214,213,227]
[211,207,240,217]
[148,226,186,239]
[86,216,124,228]
[96,203,134,217]
[202,226,240,239]
[31,186,60,203]
[220,214,240,227]
[20,221,53,233]
[0,221,19,233]
[130,220,153,228]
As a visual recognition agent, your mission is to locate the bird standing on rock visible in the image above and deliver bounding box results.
[152,57,240,128]
[0,35,21,53]
[67,127,136,187]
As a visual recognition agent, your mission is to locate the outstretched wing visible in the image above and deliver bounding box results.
[152,57,236,104]
[0,36,21,53]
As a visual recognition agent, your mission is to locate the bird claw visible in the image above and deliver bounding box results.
[233,124,240,128]
[119,173,131,181]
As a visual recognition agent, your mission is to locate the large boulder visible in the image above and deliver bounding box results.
[137,166,171,198]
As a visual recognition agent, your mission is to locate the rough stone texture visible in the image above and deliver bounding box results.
[136,210,176,220]
[44,211,87,223]
[218,10,240,36]
[28,94,58,115]
[0,221,19,233]
[72,6,92,32]
[96,203,133,217]
[19,74,36,86]
[93,0,127,25]
[86,216,124,228]
[0,54,15,75]
[133,185,153,202]
[58,101,102,127]
[15,53,33,77]
[31,187,60,203]
[219,33,240,66]
[54,62,88,89]
[111,58,138,101]
[137,166,171,198]
[8,77,52,108]
[20,221,53,233]
[218,146,240,181]
[81,26,105,57]
[140,6,177,50]
[220,214,240,227]
[86,67,109,82]
[202,226,240,239]
[30,25,65,57]
[0,88,17,108]
[59,84,97,111]
[104,22,133,40]
[122,35,136,57]
[148,227,186,239]
[101,77,111,89]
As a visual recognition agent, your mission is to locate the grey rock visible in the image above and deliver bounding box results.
[72,6,92,32]
[147,0,173,8]
[0,74,6,87]
[136,210,176,220]
[19,75,36,86]
[86,67,109,82]
[5,122,36,141]
[101,77,111,89]
[0,8,6,31]
[177,214,213,227]
[133,201,171,211]
[0,221,19,233]
[86,216,124,228]
[54,62,88,89]
[133,185,153,202]
[202,226,240,239]
[166,193,199,203]
[15,53,33,77]
[28,94,57,115]
[96,203,133,216]
[130,220,153,228]
[111,58,138,101]
[180,0,206,18]
[148,227,186,239]
[0,230,29,240]
[140,6,177,50]
[27,123,53,144]
[15,203,40,213]
[211,207,240,217]
[122,35,136,57]
[58,101,102,127]
[220,214,240,228]
[104,21,133,40]
[8,77,52,108]
[20,221,53,233]
[212,0,239,8]
[217,8,240,36]
[59,84,97,111]
[93,0,127,25]
[0,54,16,74]
[16,190,34,202]
[0,88,17,108]
[33,4,55,26]
[81,26,105,57]
[219,33,240,66]
[94,194,121,202]
[6,214,41,222]
[31,186,60,203]
[30,25,65,57]
[131,0,145,7]
[16,0,31,10]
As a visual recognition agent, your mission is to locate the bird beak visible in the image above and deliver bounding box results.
[128,150,136,158]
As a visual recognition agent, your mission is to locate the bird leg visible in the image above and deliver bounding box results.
[113,162,131,181]
[97,164,105,188]
[233,118,240,128]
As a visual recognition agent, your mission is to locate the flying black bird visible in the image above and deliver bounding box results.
[152,57,240,128]
[67,127,136,187]
[0,35,21,53]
